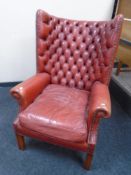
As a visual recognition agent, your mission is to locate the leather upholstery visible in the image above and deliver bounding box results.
[10,10,123,154]
[88,81,111,119]
[18,84,89,142]
[13,118,88,152]
[37,10,123,91]
[87,81,111,142]
[10,73,50,111]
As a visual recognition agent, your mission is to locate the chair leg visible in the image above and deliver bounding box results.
[83,144,95,170]
[84,153,93,170]
[15,133,25,150]
[116,60,122,76]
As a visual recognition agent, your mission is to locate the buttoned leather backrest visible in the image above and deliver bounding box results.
[36,10,123,91]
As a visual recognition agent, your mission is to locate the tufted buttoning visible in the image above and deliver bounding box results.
[37,10,124,91]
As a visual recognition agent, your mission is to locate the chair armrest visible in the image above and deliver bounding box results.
[87,82,111,146]
[88,81,111,119]
[10,73,50,111]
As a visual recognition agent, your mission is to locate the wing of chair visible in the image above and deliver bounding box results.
[10,10,123,170]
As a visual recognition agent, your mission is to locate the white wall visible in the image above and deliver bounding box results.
[0,0,114,82]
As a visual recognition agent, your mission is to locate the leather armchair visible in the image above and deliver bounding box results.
[10,10,123,170]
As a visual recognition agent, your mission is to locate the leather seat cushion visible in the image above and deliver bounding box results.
[19,84,89,142]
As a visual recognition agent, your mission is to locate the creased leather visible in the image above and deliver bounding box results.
[10,73,50,110]
[19,84,89,142]
[14,118,88,152]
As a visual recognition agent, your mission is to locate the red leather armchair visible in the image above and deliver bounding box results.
[10,10,123,169]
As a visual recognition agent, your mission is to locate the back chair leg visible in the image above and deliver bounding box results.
[116,60,122,76]
[15,133,25,150]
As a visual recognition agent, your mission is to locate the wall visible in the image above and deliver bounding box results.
[0,0,114,82]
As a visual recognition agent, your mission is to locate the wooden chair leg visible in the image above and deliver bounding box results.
[15,133,25,150]
[84,144,95,170]
[116,60,122,76]
[84,153,93,170]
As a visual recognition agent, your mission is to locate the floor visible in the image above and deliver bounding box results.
[112,68,131,96]
[0,87,131,175]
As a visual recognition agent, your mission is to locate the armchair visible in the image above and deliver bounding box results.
[10,10,123,169]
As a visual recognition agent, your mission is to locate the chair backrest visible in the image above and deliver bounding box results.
[36,10,123,91]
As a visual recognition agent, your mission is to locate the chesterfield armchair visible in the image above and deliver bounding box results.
[10,10,123,169]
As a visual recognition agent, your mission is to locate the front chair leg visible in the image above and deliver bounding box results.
[84,144,95,170]
[15,133,25,150]
[84,153,93,170]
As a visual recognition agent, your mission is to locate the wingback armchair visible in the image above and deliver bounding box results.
[10,10,123,169]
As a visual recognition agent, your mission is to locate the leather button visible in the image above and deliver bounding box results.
[58,70,64,79]
[86,35,92,46]
[52,76,59,84]
[66,71,72,81]
[83,51,89,61]
[52,54,58,63]
[71,65,78,75]
[80,66,87,76]
[64,49,71,58]
[64,25,70,34]
[91,51,97,59]
[68,57,74,66]
[77,81,84,89]
[57,47,63,56]
[77,59,83,68]
[76,36,83,46]
[54,39,60,48]
[88,44,95,53]
[51,68,56,76]
[67,34,73,42]
[61,41,68,50]
[55,62,61,71]
[70,42,77,52]
[49,45,56,54]
[63,63,69,73]
[69,79,75,87]
[58,33,65,40]
[83,74,89,82]
[59,55,65,65]
[79,43,86,52]
[75,73,81,81]
[86,60,92,68]
[73,50,80,59]
[61,78,67,85]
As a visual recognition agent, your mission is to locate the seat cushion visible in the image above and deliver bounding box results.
[19,84,89,142]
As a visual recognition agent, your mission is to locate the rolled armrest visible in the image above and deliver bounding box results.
[10,73,50,111]
[88,81,111,119]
